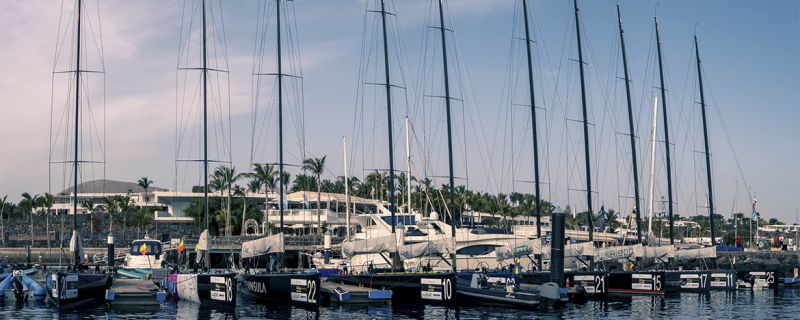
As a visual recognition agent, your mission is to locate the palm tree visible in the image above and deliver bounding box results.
[102,195,119,232]
[83,198,96,240]
[212,166,245,236]
[117,196,134,239]
[20,192,39,247]
[303,156,327,235]
[244,179,262,234]
[137,177,153,205]
[0,195,7,246]
[41,193,54,249]
[249,163,277,230]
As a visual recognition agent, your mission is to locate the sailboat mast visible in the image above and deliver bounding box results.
[521,0,542,241]
[343,137,351,239]
[73,0,83,268]
[406,117,412,213]
[201,0,211,267]
[276,0,285,237]
[379,0,398,234]
[695,35,716,244]
[646,96,659,242]
[655,16,675,244]
[573,0,594,242]
[616,3,643,244]
[437,0,457,273]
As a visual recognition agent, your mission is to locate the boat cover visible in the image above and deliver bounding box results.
[69,230,84,262]
[674,246,716,261]
[398,238,454,259]
[593,244,643,262]
[341,234,397,258]
[241,233,285,258]
[642,245,675,259]
[495,239,542,261]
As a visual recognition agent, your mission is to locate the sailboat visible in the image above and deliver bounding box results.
[45,0,112,310]
[168,0,237,307]
[326,0,457,305]
[238,0,320,307]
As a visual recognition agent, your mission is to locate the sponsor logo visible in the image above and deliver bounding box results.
[247,281,267,294]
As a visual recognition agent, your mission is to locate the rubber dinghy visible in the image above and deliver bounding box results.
[457,272,567,309]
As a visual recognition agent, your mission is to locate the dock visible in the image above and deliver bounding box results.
[105,278,166,306]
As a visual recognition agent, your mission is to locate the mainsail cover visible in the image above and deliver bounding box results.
[341,234,397,258]
[674,246,717,261]
[398,238,453,260]
[241,233,285,258]
[642,245,675,260]
[593,244,643,262]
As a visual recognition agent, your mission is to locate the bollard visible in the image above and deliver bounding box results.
[323,230,332,264]
[549,207,566,286]
[107,233,115,269]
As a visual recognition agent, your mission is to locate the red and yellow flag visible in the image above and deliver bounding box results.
[140,243,148,255]
[177,240,185,253]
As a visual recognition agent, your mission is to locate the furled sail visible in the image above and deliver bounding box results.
[341,234,397,258]
[674,246,716,261]
[69,230,84,263]
[196,229,209,251]
[642,245,675,260]
[241,233,285,258]
[398,238,453,260]
[593,244,643,262]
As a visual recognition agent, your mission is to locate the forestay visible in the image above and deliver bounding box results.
[341,234,397,258]
[241,233,285,258]
[398,238,453,259]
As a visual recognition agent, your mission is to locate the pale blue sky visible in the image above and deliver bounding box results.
[0,0,797,221]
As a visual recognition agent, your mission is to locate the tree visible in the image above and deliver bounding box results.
[117,196,134,239]
[20,192,40,247]
[303,156,327,235]
[102,196,119,232]
[137,177,153,205]
[41,193,54,249]
[83,198,97,241]
[0,195,8,246]
[138,177,155,234]
[243,179,262,234]
[249,163,276,232]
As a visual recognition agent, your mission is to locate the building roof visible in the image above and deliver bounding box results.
[60,179,168,195]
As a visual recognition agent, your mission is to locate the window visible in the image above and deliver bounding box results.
[456,244,499,256]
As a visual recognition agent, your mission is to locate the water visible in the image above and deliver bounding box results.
[2,290,799,319]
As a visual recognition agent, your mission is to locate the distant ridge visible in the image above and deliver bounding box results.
[59,179,168,195]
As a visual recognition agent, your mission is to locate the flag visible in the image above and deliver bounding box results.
[177,239,185,253]
[303,193,309,209]
[514,257,522,275]
[597,206,606,231]
[140,243,148,255]
[752,197,758,220]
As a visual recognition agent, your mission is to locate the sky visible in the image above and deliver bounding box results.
[0,0,797,222]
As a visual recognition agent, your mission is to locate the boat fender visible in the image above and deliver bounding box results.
[539,282,562,302]
[156,290,166,303]
[333,288,351,302]
[21,274,46,302]
[368,289,392,300]
[105,289,116,301]
[0,274,11,299]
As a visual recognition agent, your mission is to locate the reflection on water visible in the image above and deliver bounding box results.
[2,290,800,319]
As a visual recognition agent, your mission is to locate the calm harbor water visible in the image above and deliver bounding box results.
[2,289,799,319]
